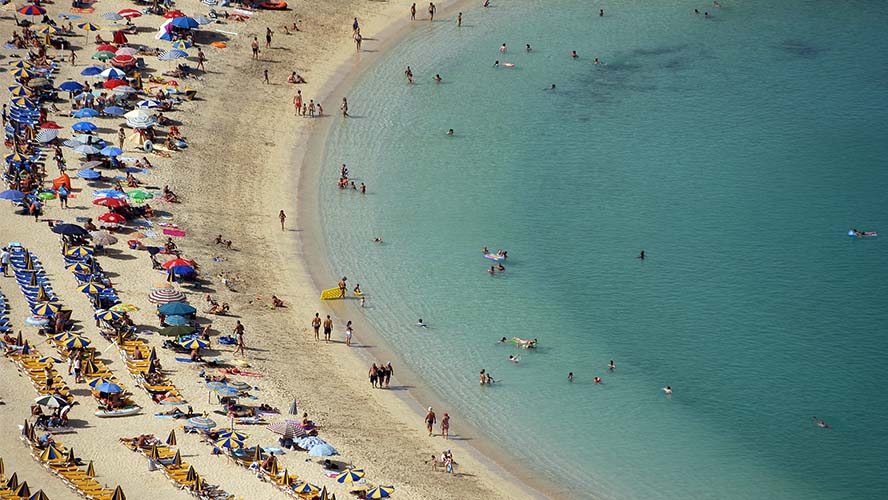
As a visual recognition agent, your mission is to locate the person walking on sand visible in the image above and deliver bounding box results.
[234,321,246,356]
[341,97,349,117]
[251,37,260,59]
[294,90,303,115]
[345,320,353,346]
[265,27,273,48]
[279,210,286,230]
[441,412,450,439]
[323,315,333,343]
[338,276,348,298]
[410,3,416,20]
[352,17,360,33]
[369,363,378,388]
[263,69,270,84]
[197,48,205,71]
[384,362,393,387]
[354,31,362,52]
[117,127,126,149]
[425,407,436,436]
[428,2,436,21]
[311,313,321,341]
[70,49,76,66]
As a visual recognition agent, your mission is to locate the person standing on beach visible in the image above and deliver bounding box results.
[197,48,205,71]
[234,321,246,356]
[311,313,321,340]
[265,27,274,48]
[354,31,362,52]
[341,97,349,117]
[425,407,436,436]
[70,49,76,66]
[279,210,286,230]
[458,12,462,27]
[441,412,450,439]
[428,2,436,21]
[251,37,260,60]
[263,69,269,84]
[294,90,303,115]
[353,17,360,33]
[338,276,348,298]
[410,3,416,20]
[369,364,379,388]
[0,248,9,277]
[345,321,353,346]
[384,362,393,387]
[117,127,126,149]
[323,315,333,343]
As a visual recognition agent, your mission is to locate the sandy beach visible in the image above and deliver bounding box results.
[0,0,539,499]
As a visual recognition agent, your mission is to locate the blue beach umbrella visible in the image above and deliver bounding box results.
[95,310,123,321]
[165,315,189,326]
[77,169,101,180]
[11,97,36,108]
[77,282,105,294]
[170,17,199,29]
[0,190,25,202]
[9,85,31,96]
[93,381,123,393]
[308,443,338,456]
[365,486,395,499]
[335,469,365,483]
[205,381,227,390]
[217,430,249,441]
[157,302,196,315]
[59,81,85,92]
[8,60,33,69]
[11,68,36,80]
[171,265,195,276]
[179,338,207,349]
[81,66,103,76]
[66,246,94,259]
[99,67,126,79]
[31,302,61,315]
[170,40,192,50]
[214,386,238,397]
[72,121,97,133]
[158,31,174,41]
[136,100,161,109]
[100,146,123,157]
[215,437,244,449]
[103,106,125,116]
[64,336,91,349]
[88,377,114,388]
[73,108,100,118]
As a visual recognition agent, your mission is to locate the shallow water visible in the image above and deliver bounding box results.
[319,1,888,498]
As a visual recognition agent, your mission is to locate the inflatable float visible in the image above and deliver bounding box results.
[484,253,505,262]
[259,1,288,9]
[848,230,878,237]
[95,405,142,418]
[320,287,343,300]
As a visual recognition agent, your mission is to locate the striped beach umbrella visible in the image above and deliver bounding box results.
[8,60,33,69]
[268,459,279,476]
[184,465,196,483]
[292,482,319,496]
[365,486,396,499]
[166,429,177,446]
[88,377,114,388]
[252,445,262,463]
[9,85,31,96]
[66,447,76,464]
[31,302,61,315]
[86,461,95,477]
[147,443,160,461]
[11,97,35,107]
[215,437,244,449]
[217,430,248,442]
[78,282,105,294]
[118,8,141,18]
[64,336,91,349]
[18,4,46,16]
[110,303,138,312]
[226,381,251,392]
[5,472,18,489]
[78,22,100,32]
[95,310,123,321]
[102,12,123,21]
[186,416,216,430]
[82,359,102,375]
[66,262,92,273]
[29,489,50,500]
[66,246,94,258]
[13,481,30,498]
[39,444,64,462]
[266,420,307,439]
[38,356,62,364]
[52,332,75,343]
[179,338,207,350]
[110,486,126,500]
[11,68,36,80]
[171,449,182,467]
[335,468,365,484]
[148,288,186,304]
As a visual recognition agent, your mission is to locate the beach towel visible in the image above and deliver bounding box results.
[262,447,285,455]
[163,229,186,237]
[175,357,198,362]
[70,7,95,13]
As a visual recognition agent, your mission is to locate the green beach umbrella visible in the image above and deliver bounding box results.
[37,192,55,201]
[126,190,153,201]
[159,325,195,337]
[92,51,115,61]
[110,303,138,312]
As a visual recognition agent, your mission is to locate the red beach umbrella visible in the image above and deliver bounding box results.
[112,31,129,45]
[163,10,185,18]
[102,79,128,89]
[18,4,46,16]
[162,258,195,270]
[93,197,129,208]
[40,122,62,129]
[96,44,118,53]
[98,213,126,224]
[118,9,142,18]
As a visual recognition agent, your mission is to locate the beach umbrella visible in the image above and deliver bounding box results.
[136,99,161,109]
[72,121,97,133]
[96,43,117,53]
[170,40,192,50]
[109,303,138,312]
[292,482,320,496]
[205,381,226,392]
[64,336,91,349]
[31,302,61,315]
[38,356,63,364]
[113,85,137,95]
[37,192,56,201]
[18,4,45,16]
[166,429,177,446]
[308,443,338,457]
[94,381,123,393]
[6,472,18,489]
[215,437,244,449]
[171,265,195,276]
[11,96,36,108]
[77,169,101,180]
[66,247,94,259]
[66,447,76,464]
[78,22,100,32]
[170,16,199,29]
[118,9,141,18]
[226,381,252,393]
[4,152,28,163]
[214,386,238,397]
[109,486,125,500]
[365,486,395,499]
[86,461,95,477]
[25,316,49,327]
[12,481,30,497]
[217,430,249,441]
[99,67,126,79]
[115,47,138,57]
[100,146,123,157]
[88,377,114,388]
[159,325,196,337]
[164,315,189,326]
[27,77,50,88]
[52,223,91,237]
[335,469,365,484]
[74,144,101,155]
[124,108,153,121]
[147,443,160,461]
[39,444,64,462]
[281,469,292,486]
[158,302,196,315]
[180,338,207,350]
[90,231,119,246]
[16,331,24,346]
[8,60,33,68]
[112,30,129,44]
[52,332,75,343]
[11,68,36,80]
[92,51,115,61]
[35,395,67,408]
[98,213,126,224]
[252,445,262,463]
[73,108,100,118]
[163,10,185,18]
[28,490,50,500]
[94,197,128,208]
[0,190,25,202]
[267,420,307,439]
[186,416,216,429]
[158,50,187,61]
[9,85,32,96]
[95,309,123,321]
[171,449,182,467]
[102,79,127,89]
[184,465,196,483]
[127,190,153,201]
[81,359,101,375]
[78,282,105,294]
[81,66,103,76]
[103,106,126,116]
[102,12,123,21]
[161,258,194,269]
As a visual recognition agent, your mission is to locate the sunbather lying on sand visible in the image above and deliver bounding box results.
[120,434,156,448]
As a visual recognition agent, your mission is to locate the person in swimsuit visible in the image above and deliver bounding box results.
[345,320,353,346]
[571,50,578,59]
[311,313,321,341]
[323,315,333,343]
[417,319,427,328]
[369,363,378,388]
[425,407,436,436]
[568,372,574,382]
[608,360,616,371]
[338,276,347,298]
[479,369,486,385]
[441,412,450,439]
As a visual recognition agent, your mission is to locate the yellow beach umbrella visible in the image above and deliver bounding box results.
[280,469,291,486]
[78,22,100,32]
[66,246,93,258]
[335,468,365,484]
[6,472,18,489]
[110,303,138,312]
[8,60,33,68]
[86,461,95,477]
[66,447,76,464]
[39,444,64,462]
[292,482,319,496]
[0,456,4,479]
[184,465,196,483]
[32,302,61,315]
[28,490,50,500]
[171,450,182,467]
[269,459,279,476]
[110,486,126,500]
[11,68,36,80]
[147,443,160,461]
[77,282,105,295]
[252,445,262,463]
[13,481,30,498]
[10,96,35,107]
[166,429,177,446]
[9,85,31,96]
[365,485,395,499]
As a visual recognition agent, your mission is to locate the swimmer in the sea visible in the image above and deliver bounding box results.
[447,129,454,135]
[508,355,519,363]
[813,416,832,429]
[483,0,489,7]
[594,376,601,384]
[372,237,384,243]
[488,266,496,275]
[593,57,600,65]
[571,50,578,59]
[500,43,507,53]
[417,319,428,328]
[493,60,500,67]
[482,246,489,254]
[525,43,531,52]
[497,263,505,271]
[498,337,508,343]
[663,386,672,395]
[546,84,556,91]
[434,74,442,82]
[638,250,645,260]
[568,372,574,382]
[608,360,616,371]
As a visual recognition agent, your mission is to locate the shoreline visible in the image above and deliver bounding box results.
[294,3,556,499]
[294,0,561,498]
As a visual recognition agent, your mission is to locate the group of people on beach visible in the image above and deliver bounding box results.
[369,362,394,388]
[337,163,366,192]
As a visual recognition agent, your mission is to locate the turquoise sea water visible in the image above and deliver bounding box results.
[318,1,888,498]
